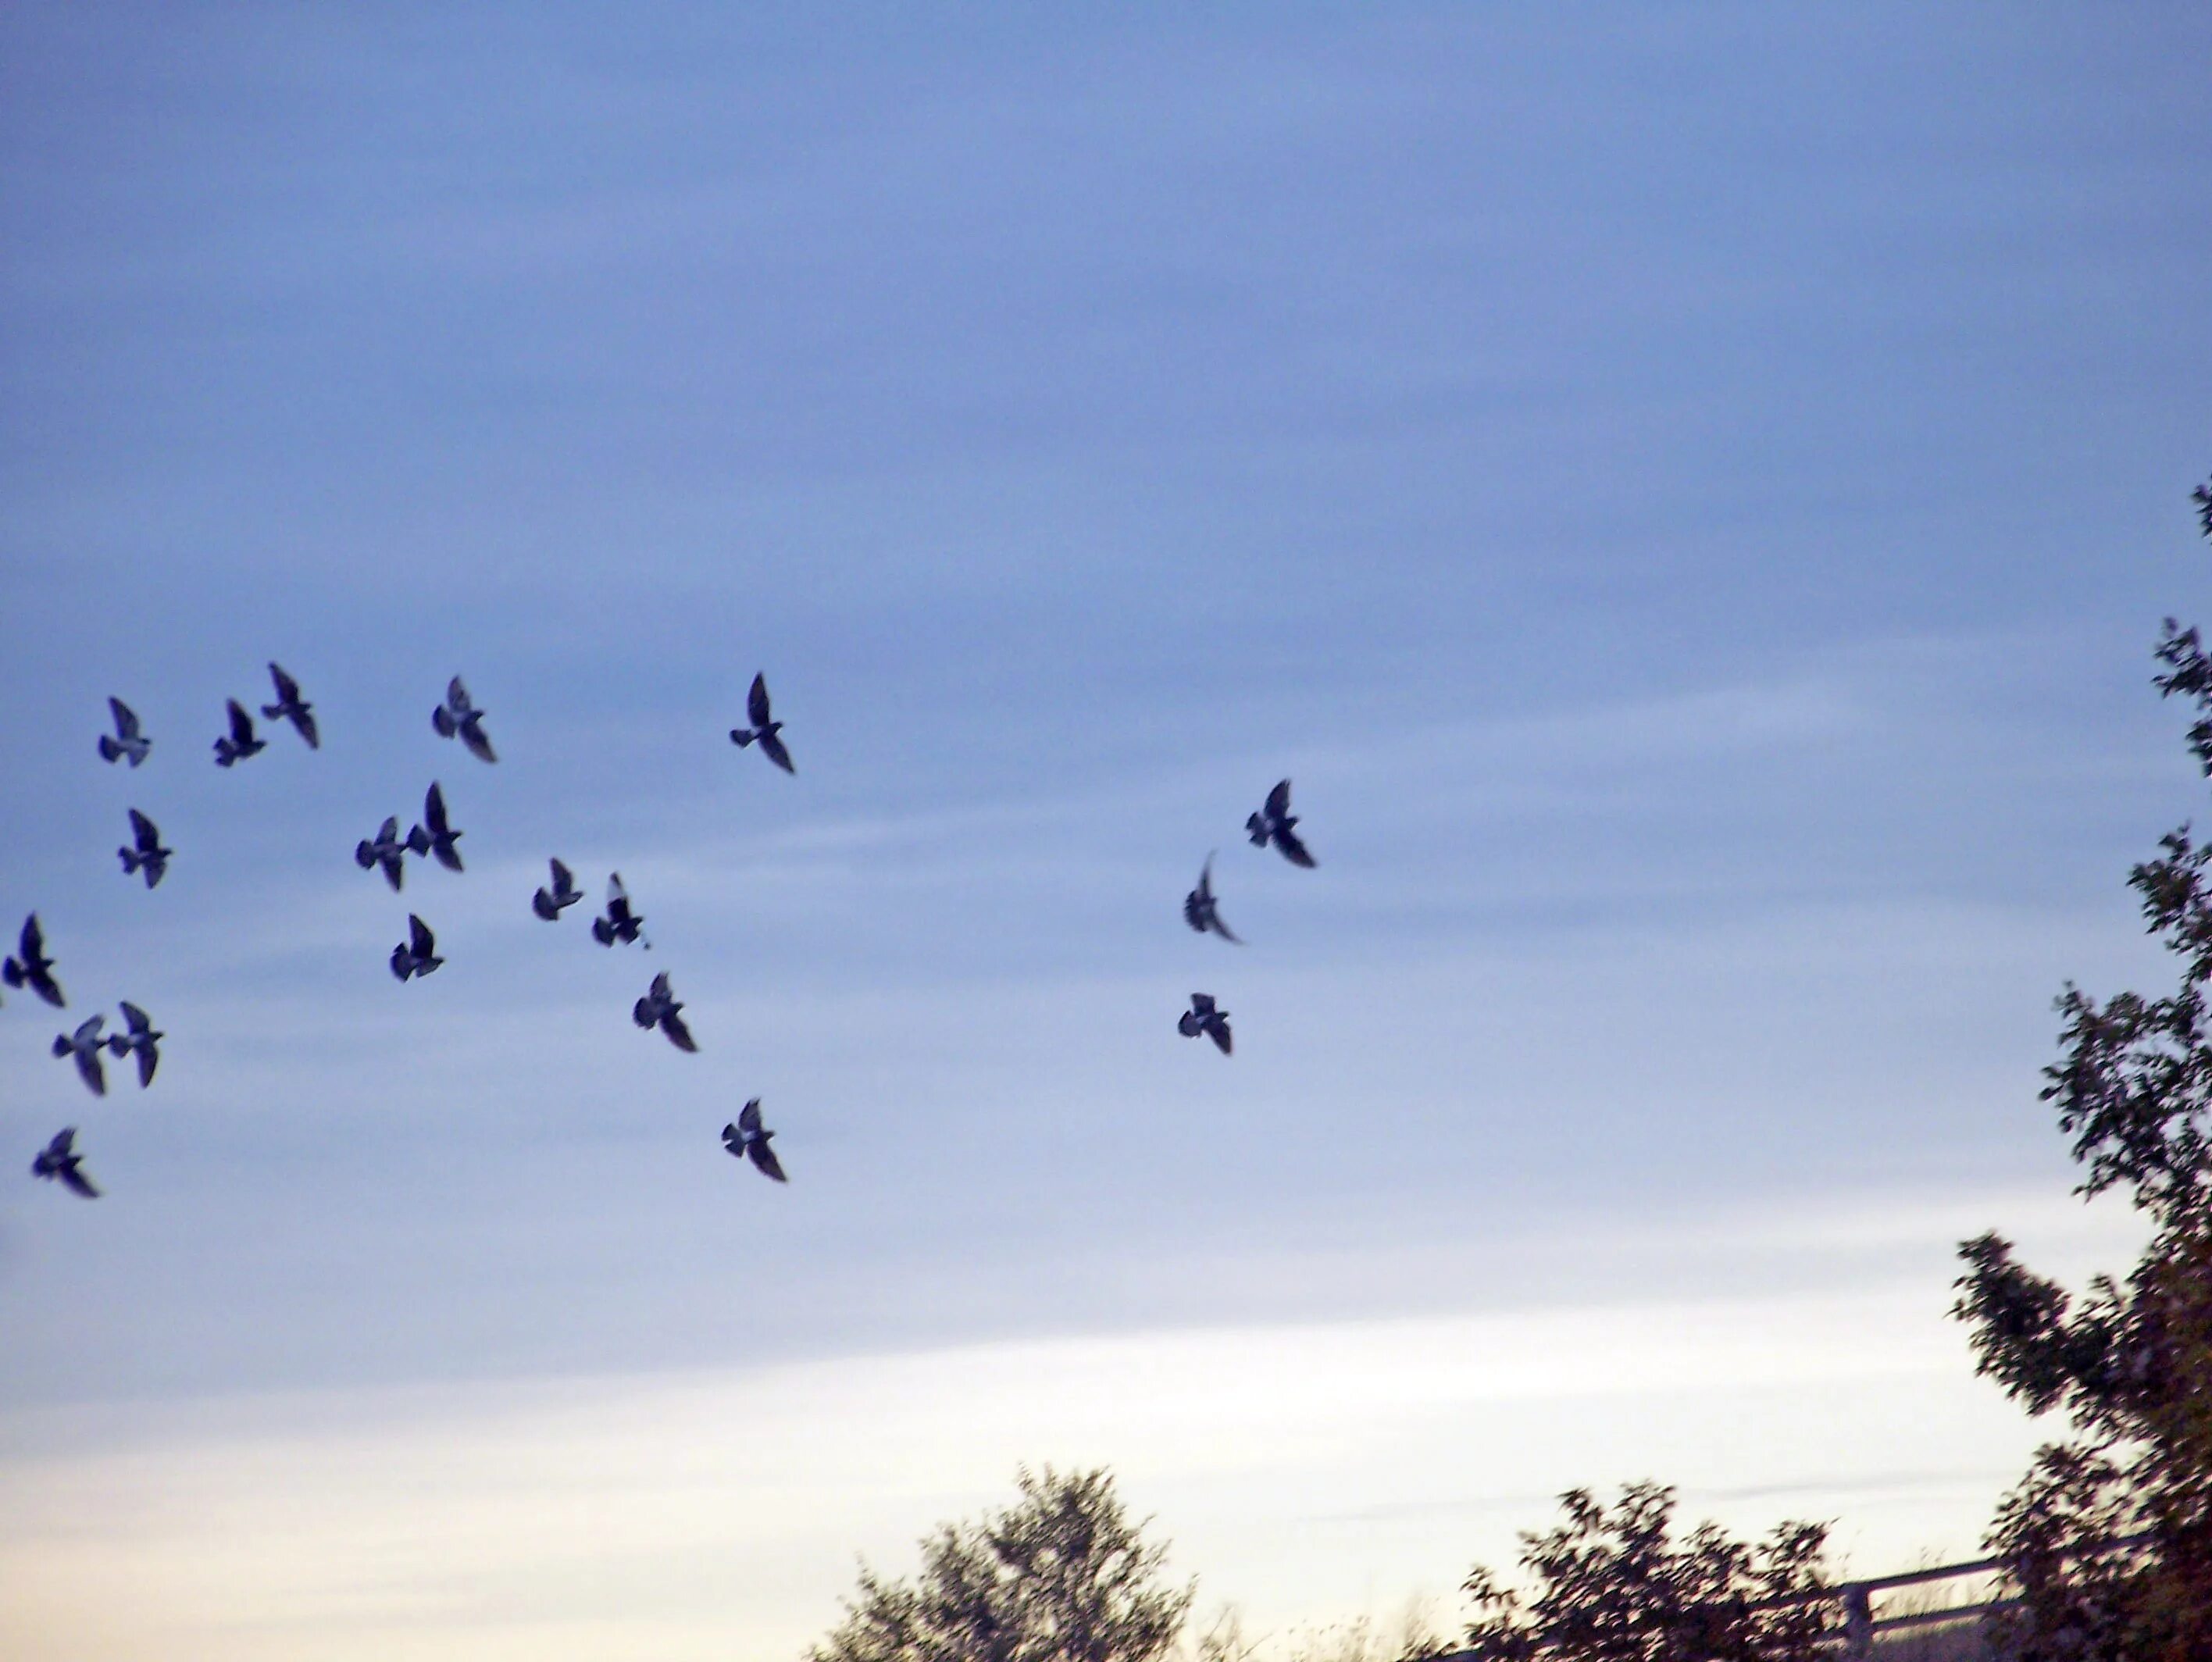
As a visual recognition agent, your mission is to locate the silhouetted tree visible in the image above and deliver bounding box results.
[1950,469,2212,1660]
[1450,1481,1832,1661]
[809,1465,1194,1662]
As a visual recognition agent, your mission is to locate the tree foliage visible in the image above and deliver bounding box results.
[1450,1482,1832,1662]
[1950,471,2212,1660]
[808,1465,1194,1662]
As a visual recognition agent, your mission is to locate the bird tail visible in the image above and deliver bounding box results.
[51,1035,70,1058]
[214,742,237,767]
[432,706,456,737]
[730,728,755,747]
[2,959,23,989]
[591,918,615,946]
[120,847,142,874]
[405,825,431,857]
[355,841,376,869]
[98,736,121,762]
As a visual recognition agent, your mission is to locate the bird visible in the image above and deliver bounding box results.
[722,1098,787,1182]
[260,662,319,748]
[632,970,697,1051]
[1182,852,1243,943]
[1178,993,1233,1055]
[390,914,443,981]
[590,872,649,947]
[52,1015,109,1094]
[432,676,498,763]
[31,1128,99,1199]
[729,672,794,774]
[1245,778,1316,868]
[119,809,172,890]
[212,699,266,767]
[105,1000,163,1089]
[405,782,463,872]
[2,913,65,1008]
[98,697,151,767]
[355,815,409,892]
[532,858,583,921]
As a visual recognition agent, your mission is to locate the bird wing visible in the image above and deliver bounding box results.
[1272,824,1317,868]
[75,1043,107,1096]
[1209,1018,1233,1056]
[130,809,159,850]
[227,700,255,744]
[607,872,629,906]
[550,858,573,893]
[1197,852,1216,900]
[758,729,795,774]
[269,662,300,704]
[111,697,140,740]
[446,676,471,715]
[649,970,673,1001]
[1265,778,1292,819]
[660,1009,698,1052]
[59,1161,101,1199]
[134,1037,159,1089]
[409,914,435,955]
[460,717,497,764]
[748,672,772,728]
[120,1001,150,1036]
[1190,993,1216,1015]
[424,783,449,836]
[748,1140,788,1182]
[1182,890,1206,931]
[737,1097,763,1135]
[47,1127,77,1159]
[1209,911,1243,944]
[21,913,45,961]
[296,707,320,748]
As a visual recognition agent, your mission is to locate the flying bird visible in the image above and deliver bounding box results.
[260,662,319,748]
[2,914,65,1008]
[119,809,172,890]
[390,914,444,981]
[632,970,697,1051]
[212,699,266,767]
[31,1128,99,1199]
[1245,778,1316,868]
[405,782,463,872]
[532,858,583,921]
[355,815,409,892]
[722,1098,787,1182]
[590,872,649,948]
[432,676,498,763]
[1182,852,1243,943]
[729,672,794,774]
[52,1015,109,1094]
[98,697,151,767]
[105,1000,163,1089]
[1178,993,1233,1055]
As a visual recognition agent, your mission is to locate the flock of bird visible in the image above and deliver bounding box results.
[16,664,1317,1201]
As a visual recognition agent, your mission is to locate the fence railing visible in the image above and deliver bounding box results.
[1437,1532,2150,1662]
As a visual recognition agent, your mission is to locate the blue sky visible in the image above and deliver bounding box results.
[3,5,2210,1657]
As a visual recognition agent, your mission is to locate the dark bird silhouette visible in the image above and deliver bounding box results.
[532,858,583,921]
[1245,778,1316,868]
[1182,852,1243,943]
[98,697,151,767]
[105,1000,163,1089]
[118,809,173,890]
[260,662,319,748]
[729,672,794,774]
[53,1015,109,1094]
[432,676,498,764]
[405,782,463,872]
[31,1128,99,1199]
[355,815,409,892]
[391,914,443,981]
[1178,992,1233,1055]
[722,1098,787,1182]
[590,872,649,948]
[2,914,66,1008]
[632,970,697,1051]
[212,699,266,767]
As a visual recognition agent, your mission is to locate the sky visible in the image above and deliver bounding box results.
[2,4,2210,1657]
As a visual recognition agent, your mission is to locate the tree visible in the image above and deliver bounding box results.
[1449,1481,1832,1661]
[1950,470,2212,1660]
[809,1465,1195,1662]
